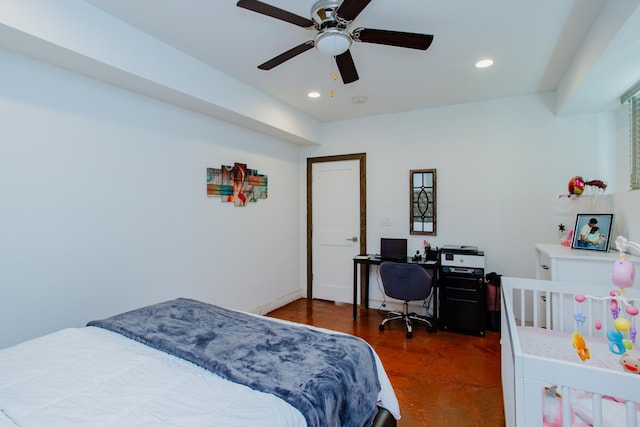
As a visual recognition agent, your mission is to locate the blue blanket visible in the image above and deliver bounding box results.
[88,298,381,427]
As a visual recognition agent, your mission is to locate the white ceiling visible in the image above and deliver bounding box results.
[80,0,640,123]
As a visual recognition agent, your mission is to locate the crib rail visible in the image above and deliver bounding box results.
[501,277,640,427]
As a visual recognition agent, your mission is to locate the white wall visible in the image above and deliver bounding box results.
[612,191,640,242]
[308,93,625,306]
[2,46,638,349]
[0,49,303,349]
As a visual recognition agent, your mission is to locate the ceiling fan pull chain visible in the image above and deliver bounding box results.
[330,56,337,98]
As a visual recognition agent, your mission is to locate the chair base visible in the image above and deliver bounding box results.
[379,302,433,338]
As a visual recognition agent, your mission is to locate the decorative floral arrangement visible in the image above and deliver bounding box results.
[423,240,431,258]
[563,176,607,197]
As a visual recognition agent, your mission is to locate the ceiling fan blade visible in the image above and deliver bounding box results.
[336,0,372,23]
[335,50,359,84]
[258,41,315,70]
[353,28,434,50]
[236,0,314,28]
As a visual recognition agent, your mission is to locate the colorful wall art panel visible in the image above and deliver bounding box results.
[207,163,268,206]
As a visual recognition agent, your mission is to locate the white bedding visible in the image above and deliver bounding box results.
[519,326,640,426]
[518,326,622,371]
[0,325,398,426]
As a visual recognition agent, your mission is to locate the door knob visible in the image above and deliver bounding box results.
[346,236,358,242]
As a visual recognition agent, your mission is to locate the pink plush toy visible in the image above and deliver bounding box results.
[612,258,635,289]
[542,386,575,427]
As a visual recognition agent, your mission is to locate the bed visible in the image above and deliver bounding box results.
[502,277,640,427]
[0,298,399,427]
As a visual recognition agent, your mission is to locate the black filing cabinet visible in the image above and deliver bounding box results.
[439,266,486,336]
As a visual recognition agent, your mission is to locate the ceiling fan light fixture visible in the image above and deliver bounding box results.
[315,29,351,56]
[475,58,494,69]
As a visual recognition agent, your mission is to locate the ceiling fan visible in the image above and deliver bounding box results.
[236,0,434,84]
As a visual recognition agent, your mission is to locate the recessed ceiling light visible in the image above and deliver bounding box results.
[475,58,494,69]
[352,96,367,104]
[308,91,321,98]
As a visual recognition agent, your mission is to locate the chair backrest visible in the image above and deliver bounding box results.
[380,262,433,302]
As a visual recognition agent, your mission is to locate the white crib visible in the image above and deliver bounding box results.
[501,277,640,426]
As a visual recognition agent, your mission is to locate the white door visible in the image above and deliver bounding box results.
[311,159,361,303]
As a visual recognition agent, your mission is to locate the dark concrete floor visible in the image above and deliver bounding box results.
[267,299,505,427]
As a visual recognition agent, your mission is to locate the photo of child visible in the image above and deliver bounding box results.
[585,226,606,248]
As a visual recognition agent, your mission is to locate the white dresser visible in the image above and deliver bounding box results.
[535,243,640,288]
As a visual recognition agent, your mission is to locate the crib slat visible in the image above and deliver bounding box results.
[561,386,572,426]
[544,290,550,329]
[519,288,525,326]
[532,290,537,327]
[627,401,637,427]
[592,393,603,427]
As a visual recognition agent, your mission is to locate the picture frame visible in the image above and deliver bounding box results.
[571,214,614,252]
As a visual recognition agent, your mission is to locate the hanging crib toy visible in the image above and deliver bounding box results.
[573,236,640,374]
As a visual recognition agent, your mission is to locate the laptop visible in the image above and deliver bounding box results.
[380,238,408,261]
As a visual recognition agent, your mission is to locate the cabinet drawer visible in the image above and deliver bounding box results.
[441,277,484,294]
[442,286,482,301]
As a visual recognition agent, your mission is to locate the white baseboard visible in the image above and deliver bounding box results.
[251,289,305,315]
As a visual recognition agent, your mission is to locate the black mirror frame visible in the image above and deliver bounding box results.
[410,169,437,236]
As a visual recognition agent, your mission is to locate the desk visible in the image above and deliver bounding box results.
[352,255,439,322]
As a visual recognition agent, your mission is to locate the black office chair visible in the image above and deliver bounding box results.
[378,261,433,338]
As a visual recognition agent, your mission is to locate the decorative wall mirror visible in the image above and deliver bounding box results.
[410,169,437,235]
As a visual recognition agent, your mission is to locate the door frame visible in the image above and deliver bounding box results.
[306,153,367,300]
